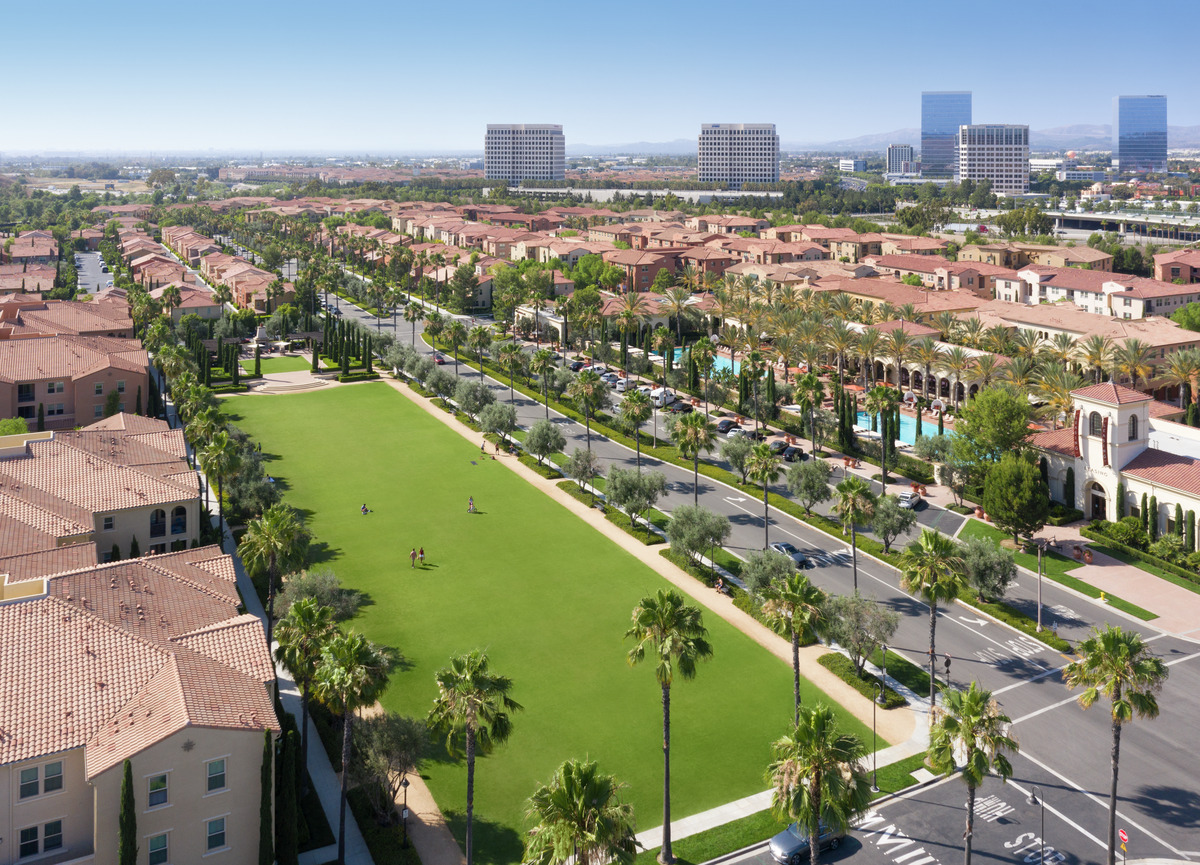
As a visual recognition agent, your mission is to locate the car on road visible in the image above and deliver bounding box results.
[768,541,809,569]
[715,419,740,434]
[600,373,621,387]
[726,427,747,439]
[782,445,806,462]
[768,439,789,455]
[615,378,633,393]
[898,490,924,510]
[432,353,446,365]
[664,401,693,414]
[569,361,587,372]
[768,822,842,865]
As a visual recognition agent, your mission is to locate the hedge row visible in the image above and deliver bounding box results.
[555,481,663,546]
[817,653,907,709]
[1047,503,1085,527]
[518,453,562,479]
[337,371,381,383]
[1081,524,1200,589]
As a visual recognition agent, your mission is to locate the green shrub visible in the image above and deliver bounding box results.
[817,653,906,709]
[1046,502,1084,526]
[1094,517,1149,551]
[518,453,561,479]
[337,371,380,383]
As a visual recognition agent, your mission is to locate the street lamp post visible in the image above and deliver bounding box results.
[1028,785,1044,858]
[880,644,888,692]
[871,683,882,793]
[401,777,410,848]
[1036,539,1045,632]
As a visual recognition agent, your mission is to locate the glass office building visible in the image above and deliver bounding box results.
[1113,95,1167,174]
[921,91,972,178]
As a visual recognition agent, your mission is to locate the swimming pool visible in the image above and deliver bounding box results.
[661,348,740,375]
[857,411,951,446]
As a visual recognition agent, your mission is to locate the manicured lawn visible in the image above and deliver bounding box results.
[223,385,880,864]
[241,354,314,374]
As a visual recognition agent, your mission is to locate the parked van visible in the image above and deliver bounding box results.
[651,388,676,408]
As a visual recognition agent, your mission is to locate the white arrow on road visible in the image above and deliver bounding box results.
[724,496,747,503]
[958,616,988,626]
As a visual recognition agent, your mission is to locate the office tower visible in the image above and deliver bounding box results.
[958,124,1030,194]
[484,124,565,182]
[697,123,780,189]
[921,91,972,178]
[1113,96,1167,174]
[887,144,915,174]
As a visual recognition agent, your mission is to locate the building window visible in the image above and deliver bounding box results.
[43,761,62,793]
[171,506,187,536]
[95,383,104,396]
[19,767,39,799]
[19,761,62,799]
[206,817,226,851]
[19,826,38,859]
[94,404,104,418]
[1089,411,1103,436]
[149,773,169,807]
[44,820,62,852]
[117,380,126,393]
[47,403,65,416]
[47,381,64,394]
[150,509,167,538]
[103,515,114,531]
[1129,415,1139,441]
[149,833,169,865]
[17,383,34,404]
[207,758,227,793]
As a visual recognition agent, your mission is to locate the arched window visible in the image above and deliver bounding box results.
[1089,411,1103,436]
[1129,414,1139,441]
[150,509,166,538]
[171,506,187,535]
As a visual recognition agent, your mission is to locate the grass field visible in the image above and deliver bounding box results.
[241,355,314,374]
[223,384,880,863]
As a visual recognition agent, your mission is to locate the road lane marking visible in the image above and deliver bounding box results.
[1010,694,1080,725]
[1004,778,1107,850]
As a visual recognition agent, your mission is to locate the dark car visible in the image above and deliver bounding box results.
[782,446,806,462]
[665,402,694,414]
[569,361,587,372]
[768,439,789,455]
[744,429,768,442]
[715,419,740,434]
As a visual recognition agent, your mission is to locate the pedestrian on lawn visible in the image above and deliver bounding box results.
[409,548,417,568]
[467,496,475,513]
[419,547,425,566]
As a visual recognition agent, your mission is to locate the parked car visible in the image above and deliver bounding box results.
[782,445,806,462]
[768,823,843,865]
[768,439,789,455]
[898,490,924,510]
[636,385,653,397]
[569,360,587,372]
[743,429,768,441]
[768,541,809,569]
[726,427,747,439]
[715,419,740,434]
[615,378,633,393]
[651,387,676,408]
[600,372,621,386]
[665,401,693,414]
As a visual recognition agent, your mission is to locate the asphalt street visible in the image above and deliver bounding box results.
[322,286,1200,862]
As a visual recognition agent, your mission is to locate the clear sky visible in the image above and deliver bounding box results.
[4,0,1197,155]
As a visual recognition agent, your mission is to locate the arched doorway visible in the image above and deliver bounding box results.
[1089,482,1107,521]
[911,371,923,392]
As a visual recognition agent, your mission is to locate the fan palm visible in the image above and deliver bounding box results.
[911,336,945,401]
[569,370,605,450]
[274,597,336,797]
[238,503,309,648]
[691,336,717,415]
[498,342,526,400]
[625,589,713,865]
[523,759,638,865]
[467,324,492,381]
[761,572,828,725]
[747,442,784,548]
[652,327,675,388]
[445,319,468,376]
[1113,338,1154,389]
[670,412,717,504]
[885,329,913,389]
[834,476,875,592]
[620,389,654,469]
[943,346,976,410]
[900,529,967,708]
[1042,332,1078,368]
[530,348,556,419]
[403,302,424,346]
[198,429,240,526]
[1078,334,1114,384]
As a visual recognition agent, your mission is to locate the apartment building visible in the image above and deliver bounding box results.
[959,242,1113,272]
[484,124,565,182]
[697,124,779,190]
[957,124,1029,194]
[1155,249,1200,284]
[886,144,915,175]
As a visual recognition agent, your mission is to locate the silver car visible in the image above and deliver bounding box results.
[768,822,843,865]
[769,541,808,569]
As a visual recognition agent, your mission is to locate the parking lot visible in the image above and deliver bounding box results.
[74,250,111,294]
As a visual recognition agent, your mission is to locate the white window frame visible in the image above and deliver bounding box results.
[18,760,63,800]
[205,757,229,795]
[147,831,170,865]
[147,772,170,810]
[204,814,230,855]
[102,515,115,532]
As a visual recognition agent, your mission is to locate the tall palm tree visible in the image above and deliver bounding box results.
[274,597,336,797]
[238,503,309,649]
[530,348,556,419]
[467,324,492,381]
[663,284,695,344]
[446,319,468,377]
[824,320,857,387]
[761,573,827,725]
[314,631,389,865]
[1064,626,1169,865]
[744,349,767,433]
[960,317,985,348]
[185,406,222,472]
[625,589,713,865]
[766,703,872,865]
[927,681,1019,865]
[620,389,653,469]
[425,311,446,351]
[943,346,976,411]
[428,650,523,865]
[568,370,605,450]
[692,336,716,415]
[403,302,424,347]
[982,325,1013,356]
[972,354,1004,391]
[523,759,638,865]
[747,442,783,548]
[864,385,899,484]
[1078,334,1115,384]
[1035,366,1085,429]
[930,311,961,343]
[856,327,883,389]
[795,372,825,454]
[1042,332,1079,368]
[1113,338,1154,389]
[614,292,649,377]
[498,342,526,401]
[669,412,717,505]
[1153,347,1200,407]
[911,336,945,401]
[900,529,967,708]
[1011,328,1043,361]
[834,476,876,592]
[651,327,675,388]
[1003,356,1040,392]
[198,430,240,527]
[885,329,913,389]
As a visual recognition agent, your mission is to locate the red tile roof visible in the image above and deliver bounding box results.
[1121,448,1200,496]
[1070,382,1152,404]
[1029,425,1078,457]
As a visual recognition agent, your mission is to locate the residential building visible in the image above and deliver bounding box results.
[697,124,780,189]
[1155,249,1200,284]
[484,124,565,182]
[1113,95,1167,174]
[839,158,866,173]
[957,124,1029,194]
[921,91,971,178]
[886,144,915,175]
[958,242,1112,272]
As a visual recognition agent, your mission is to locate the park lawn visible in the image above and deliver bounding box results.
[223,384,879,864]
[241,355,314,374]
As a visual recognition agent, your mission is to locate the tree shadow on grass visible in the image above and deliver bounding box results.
[440,809,523,865]
[306,539,340,566]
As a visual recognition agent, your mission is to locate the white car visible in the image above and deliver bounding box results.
[615,378,633,393]
[898,490,923,510]
[726,427,747,439]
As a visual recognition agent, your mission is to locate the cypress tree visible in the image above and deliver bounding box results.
[619,330,628,367]
[1188,510,1196,552]
[1065,467,1075,510]
[311,340,319,372]
[37,403,44,431]
[260,730,273,865]
[254,344,262,377]
[1149,495,1159,541]
[1115,482,1124,516]
[915,406,923,439]
[277,730,299,865]
[119,759,137,865]
[232,357,240,387]
[1176,502,1184,537]
[129,536,140,558]
[111,543,121,562]
[1140,492,1149,533]
[135,385,142,416]
[365,336,373,373]
[341,341,350,375]
[203,354,212,388]
[938,410,945,436]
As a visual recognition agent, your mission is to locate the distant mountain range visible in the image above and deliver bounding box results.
[566,124,1200,156]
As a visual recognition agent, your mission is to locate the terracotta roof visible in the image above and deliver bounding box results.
[1029,425,1078,457]
[173,614,276,684]
[1148,399,1185,419]
[0,335,146,382]
[0,543,96,584]
[1071,382,1152,405]
[1121,448,1200,496]
[871,319,942,337]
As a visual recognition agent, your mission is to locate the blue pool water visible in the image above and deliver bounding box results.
[857,411,952,446]
[664,348,739,375]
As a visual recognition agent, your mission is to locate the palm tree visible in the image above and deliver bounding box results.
[1003,356,1040,392]
[523,759,638,865]
[614,292,649,377]
[1043,332,1078,368]
[1078,334,1114,384]
[1153,347,1199,407]
[669,412,717,505]
[900,529,967,708]
[960,317,985,348]
[625,589,713,865]
[761,572,827,725]
[927,681,1019,865]
[1113,338,1154,389]
[972,354,1004,390]
[911,336,945,402]
[824,320,857,387]
[795,372,825,454]
[530,348,556,419]
[1064,626,1169,865]
[930,311,961,343]
[885,329,913,389]
[446,319,468,376]
[428,650,523,865]
[403,302,424,346]
[185,406,222,472]
[568,370,605,450]
[467,325,492,381]
[314,631,389,865]
[1035,365,1085,429]
[692,336,716,415]
[621,389,653,469]
[425,311,445,351]
[864,385,899,485]
[943,346,976,411]
[1011,328,1043,362]
[766,703,872,865]
[663,284,695,343]
[498,342,526,401]
[834,476,875,592]
[198,430,240,528]
[747,442,783,549]
[856,327,883,389]
[238,503,309,649]
[274,597,336,797]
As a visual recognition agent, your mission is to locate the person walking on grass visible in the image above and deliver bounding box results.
[410,548,417,568]
[468,496,475,513]
[419,547,426,567]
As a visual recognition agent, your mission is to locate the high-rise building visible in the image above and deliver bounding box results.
[1113,95,1167,174]
[484,124,565,182]
[887,144,915,175]
[957,124,1029,194]
[697,123,779,189]
[921,92,972,178]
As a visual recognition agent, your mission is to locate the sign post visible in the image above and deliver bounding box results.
[1120,828,1129,865]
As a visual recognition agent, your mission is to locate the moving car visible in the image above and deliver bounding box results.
[768,541,808,569]
[782,445,806,462]
[768,823,843,865]
[715,419,740,434]
[768,439,789,455]
[898,490,924,510]
[432,353,446,365]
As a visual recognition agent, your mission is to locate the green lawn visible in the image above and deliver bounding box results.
[223,385,880,864]
[241,355,314,374]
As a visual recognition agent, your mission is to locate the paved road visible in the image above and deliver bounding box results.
[74,250,107,293]
[328,287,1200,862]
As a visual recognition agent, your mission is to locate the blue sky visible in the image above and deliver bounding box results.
[4,0,1198,154]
